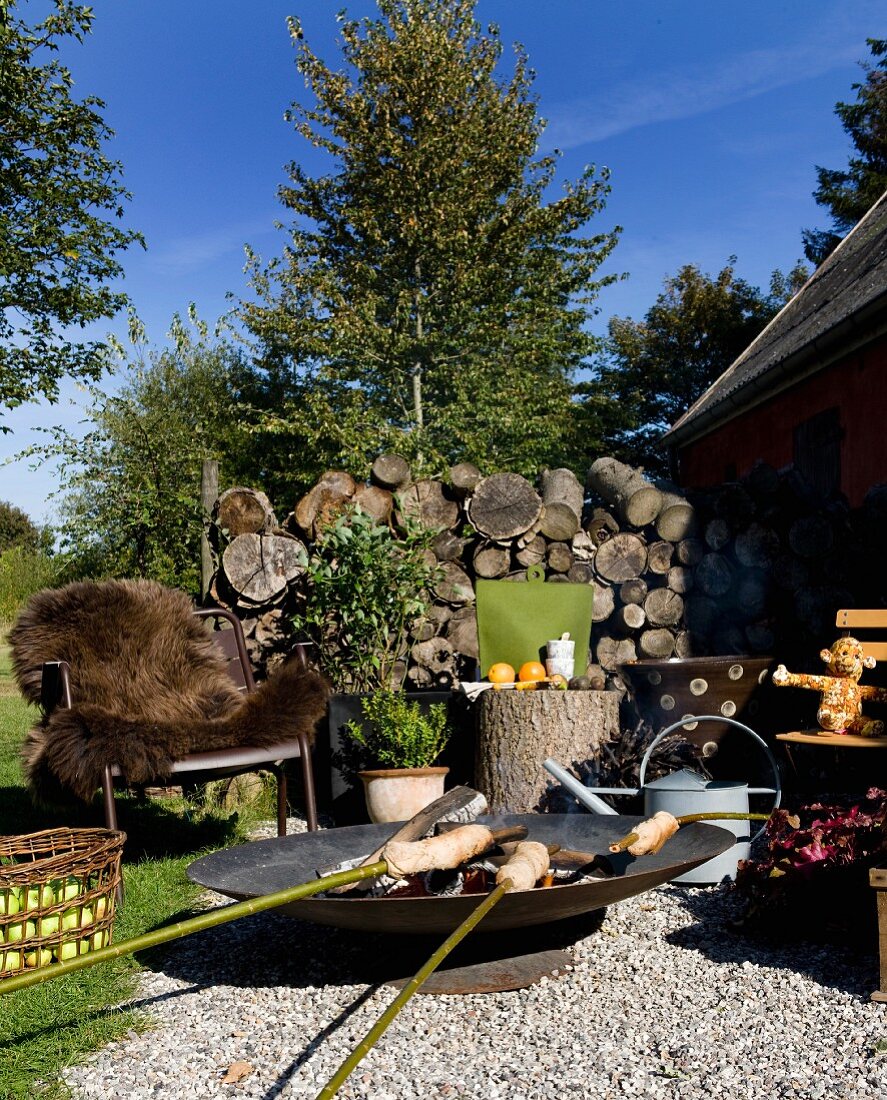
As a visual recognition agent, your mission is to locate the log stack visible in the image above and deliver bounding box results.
[584,457,877,681]
[204,454,886,686]
[206,487,309,675]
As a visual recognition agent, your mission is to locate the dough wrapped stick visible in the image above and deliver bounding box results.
[495,841,550,892]
[610,811,679,856]
[608,810,771,857]
[383,824,501,879]
[316,837,556,1098]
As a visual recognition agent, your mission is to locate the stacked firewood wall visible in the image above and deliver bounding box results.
[204,453,887,683]
[586,456,887,685]
[204,486,309,677]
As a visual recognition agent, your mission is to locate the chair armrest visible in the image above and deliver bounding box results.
[40,661,72,714]
[174,740,306,770]
[194,607,257,692]
[117,740,307,777]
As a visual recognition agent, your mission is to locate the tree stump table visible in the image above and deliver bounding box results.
[475,690,619,813]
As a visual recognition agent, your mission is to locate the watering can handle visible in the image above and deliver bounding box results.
[637,715,781,842]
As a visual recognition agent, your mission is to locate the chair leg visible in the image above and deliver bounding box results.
[298,732,319,832]
[101,767,124,905]
[102,766,119,832]
[276,766,288,838]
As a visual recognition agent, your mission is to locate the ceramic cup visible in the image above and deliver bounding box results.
[546,638,575,680]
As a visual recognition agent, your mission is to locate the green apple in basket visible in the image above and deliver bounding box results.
[78,898,108,925]
[0,889,21,917]
[5,919,36,943]
[38,913,61,936]
[22,884,54,911]
[61,908,80,931]
[2,949,23,972]
[73,930,107,954]
[90,930,108,950]
[54,879,80,905]
[24,947,52,968]
[56,940,79,962]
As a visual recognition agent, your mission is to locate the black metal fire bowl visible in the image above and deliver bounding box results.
[188,814,734,937]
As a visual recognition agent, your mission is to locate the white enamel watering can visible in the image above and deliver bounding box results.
[544,715,781,884]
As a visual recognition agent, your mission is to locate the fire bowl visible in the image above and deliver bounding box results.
[187,814,734,937]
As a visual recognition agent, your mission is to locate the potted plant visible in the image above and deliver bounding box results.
[292,504,445,819]
[294,505,439,691]
[336,690,452,822]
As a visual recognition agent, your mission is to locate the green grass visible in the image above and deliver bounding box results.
[0,631,274,1098]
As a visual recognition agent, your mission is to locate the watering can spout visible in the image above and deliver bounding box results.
[543,758,620,815]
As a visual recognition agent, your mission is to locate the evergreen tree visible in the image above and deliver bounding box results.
[0,1,141,425]
[240,0,620,480]
[803,38,887,266]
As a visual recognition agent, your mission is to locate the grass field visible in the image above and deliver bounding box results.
[0,632,269,1098]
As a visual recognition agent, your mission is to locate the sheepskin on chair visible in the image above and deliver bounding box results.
[10,579,329,805]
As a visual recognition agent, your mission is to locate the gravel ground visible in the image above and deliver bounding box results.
[62,818,887,1100]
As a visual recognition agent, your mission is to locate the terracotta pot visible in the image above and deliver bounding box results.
[617,655,774,779]
[359,767,449,824]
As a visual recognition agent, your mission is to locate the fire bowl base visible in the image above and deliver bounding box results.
[372,908,604,993]
[387,947,571,994]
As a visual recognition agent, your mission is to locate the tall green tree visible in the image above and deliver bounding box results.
[0,0,140,426]
[240,0,620,480]
[29,313,250,591]
[803,38,887,266]
[580,260,807,475]
[0,500,48,555]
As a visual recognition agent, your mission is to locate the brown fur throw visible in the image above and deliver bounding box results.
[10,579,329,805]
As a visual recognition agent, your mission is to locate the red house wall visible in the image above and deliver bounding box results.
[675,338,887,507]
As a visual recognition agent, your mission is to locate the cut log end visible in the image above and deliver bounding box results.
[468,473,543,542]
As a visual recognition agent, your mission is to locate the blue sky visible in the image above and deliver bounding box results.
[2,0,884,522]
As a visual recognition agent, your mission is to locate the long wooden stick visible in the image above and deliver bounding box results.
[315,842,561,1098]
[608,812,771,853]
[0,826,532,995]
[0,860,387,996]
[316,880,512,1100]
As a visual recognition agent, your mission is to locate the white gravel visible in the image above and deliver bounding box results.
[62,818,887,1100]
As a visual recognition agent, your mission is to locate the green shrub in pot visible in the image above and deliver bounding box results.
[335,690,451,780]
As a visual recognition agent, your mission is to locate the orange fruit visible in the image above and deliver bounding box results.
[487,662,515,684]
[517,661,547,683]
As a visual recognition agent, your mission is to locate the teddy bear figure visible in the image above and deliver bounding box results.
[772,635,887,737]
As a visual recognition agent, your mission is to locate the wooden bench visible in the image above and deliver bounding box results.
[776,609,887,1003]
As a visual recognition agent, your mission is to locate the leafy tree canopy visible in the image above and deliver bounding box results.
[25,311,251,591]
[803,38,887,266]
[579,259,808,475]
[239,0,620,482]
[0,499,49,555]
[0,0,141,426]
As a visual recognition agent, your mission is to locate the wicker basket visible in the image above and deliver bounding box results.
[0,827,125,978]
